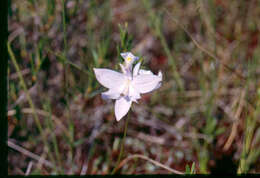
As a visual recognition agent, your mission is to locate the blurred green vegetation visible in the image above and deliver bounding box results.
[8,0,260,174]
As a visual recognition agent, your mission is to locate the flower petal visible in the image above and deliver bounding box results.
[139,69,153,75]
[158,71,162,79]
[120,52,139,62]
[93,68,126,89]
[101,89,121,100]
[154,71,162,89]
[132,73,162,94]
[129,83,141,102]
[115,96,132,121]
[133,62,141,76]
[120,52,130,59]
[119,63,127,74]
[119,63,132,77]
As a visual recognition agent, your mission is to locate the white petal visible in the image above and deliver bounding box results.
[133,74,162,94]
[120,52,130,59]
[154,82,162,90]
[115,97,132,121]
[139,69,153,75]
[93,68,126,89]
[120,63,132,77]
[128,83,141,102]
[154,71,162,89]
[133,62,141,76]
[158,71,162,79]
[101,89,121,100]
[119,63,127,74]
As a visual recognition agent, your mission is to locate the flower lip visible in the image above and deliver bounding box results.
[120,52,139,64]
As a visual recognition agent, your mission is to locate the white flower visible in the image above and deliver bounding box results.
[93,53,162,121]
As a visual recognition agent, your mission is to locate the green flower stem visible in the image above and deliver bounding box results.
[111,111,130,174]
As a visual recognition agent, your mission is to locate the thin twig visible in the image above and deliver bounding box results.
[25,161,33,176]
[8,27,24,43]
[7,140,54,169]
[115,154,184,174]
[223,89,246,151]
[7,108,69,138]
[164,9,246,82]
[9,69,30,80]
[9,84,37,109]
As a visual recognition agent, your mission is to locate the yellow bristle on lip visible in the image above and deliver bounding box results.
[126,57,132,62]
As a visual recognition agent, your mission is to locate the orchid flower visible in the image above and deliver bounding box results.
[93,52,162,121]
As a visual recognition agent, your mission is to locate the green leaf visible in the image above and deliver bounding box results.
[185,162,196,174]
[215,127,226,136]
[190,162,195,174]
[185,164,191,174]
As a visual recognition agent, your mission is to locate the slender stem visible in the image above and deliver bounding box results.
[8,42,58,172]
[157,31,184,92]
[45,102,64,174]
[111,112,130,174]
[62,0,74,163]
[62,0,67,54]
